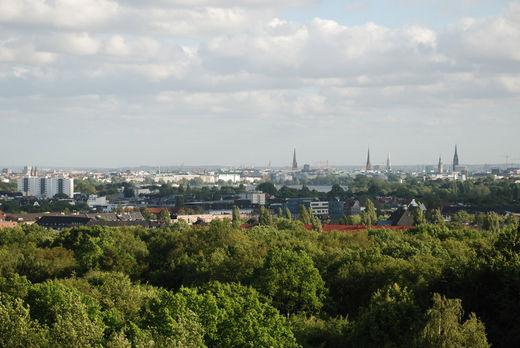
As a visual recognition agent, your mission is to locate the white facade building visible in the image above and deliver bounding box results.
[218,174,241,183]
[238,192,266,205]
[17,177,74,198]
[310,201,329,216]
[86,195,107,208]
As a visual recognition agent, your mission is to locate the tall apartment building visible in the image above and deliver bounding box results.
[17,177,74,198]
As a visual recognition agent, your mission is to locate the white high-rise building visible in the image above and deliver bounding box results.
[17,177,74,198]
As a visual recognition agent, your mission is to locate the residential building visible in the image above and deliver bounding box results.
[17,177,74,198]
[86,195,108,209]
[238,192,265,205]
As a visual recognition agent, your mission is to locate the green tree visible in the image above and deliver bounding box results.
[259,206,273,226]
[48,292,105,348]
[352,283,422,348]
[482,212,500,233]
[143,282,299,347]
[254,248,327,314]
[361,199,377,226]
[285,207,292,220]
[0,294,48,348]
[256,182,278,196]
[140,208,156,221]
[158,208,171,226]
[277,207,283,218]
[123,186,135,198]
[452,210,472,224]
[232,205,241,228]
[504,214,519,230]
[429,208,445,225]
[299,205,311,225]
[74,179,97,195]
[340,214,362,225]
[414,201,426,226]
[421,293,489,348]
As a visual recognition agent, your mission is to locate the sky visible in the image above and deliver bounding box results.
[0,0,519,168]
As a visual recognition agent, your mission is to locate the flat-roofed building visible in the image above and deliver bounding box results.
[17,177,74,198]
[310,201,329,216]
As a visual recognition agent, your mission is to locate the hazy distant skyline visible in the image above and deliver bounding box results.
[1,0,519,167]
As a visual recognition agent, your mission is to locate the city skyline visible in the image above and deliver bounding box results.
[1,0,519,167]
[4,144,520,170]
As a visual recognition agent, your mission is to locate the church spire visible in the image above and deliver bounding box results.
[438,156,444,174]
[292,148,298,170]
[453,145,459,171]
[366,148,372,171]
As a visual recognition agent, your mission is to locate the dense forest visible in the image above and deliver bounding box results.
[2,214,520,347]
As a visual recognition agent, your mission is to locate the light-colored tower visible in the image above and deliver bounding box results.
[386,152,391,172]
[438,156,444,174]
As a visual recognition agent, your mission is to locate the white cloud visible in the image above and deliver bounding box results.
[0,0,519,165]
[0,0,119,29]
[40,32,101,55]
[0,42,56,65]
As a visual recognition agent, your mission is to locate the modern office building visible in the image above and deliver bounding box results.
[17,177,74,198]
[310,201,329,216]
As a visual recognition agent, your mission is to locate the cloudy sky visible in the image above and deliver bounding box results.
[1,0,519,168]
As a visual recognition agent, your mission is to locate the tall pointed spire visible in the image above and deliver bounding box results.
[453,145,459,171]
[366,148,372,171]
[292,148,298,170]
[386,152,391,172]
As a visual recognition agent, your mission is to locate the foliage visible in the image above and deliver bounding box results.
[0,214,513,347]
[421,293,489,348]
[361,199,377,226]
[285,207,292,220]
[259,206,273,226]
[254,248,326,314]
[299,205,311,224]
[351,283,422,347]
[414,201,427,226]
[158,208,171,225]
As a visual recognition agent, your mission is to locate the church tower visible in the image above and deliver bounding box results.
[453,145,459,172]
[366,148,372,171]
[386,152,391,172]
[292,148,298,170]
[438,156,444,174]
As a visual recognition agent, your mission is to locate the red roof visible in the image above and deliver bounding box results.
[238,223,410,232]
[305,224,411,232]
[146,208,163,214]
